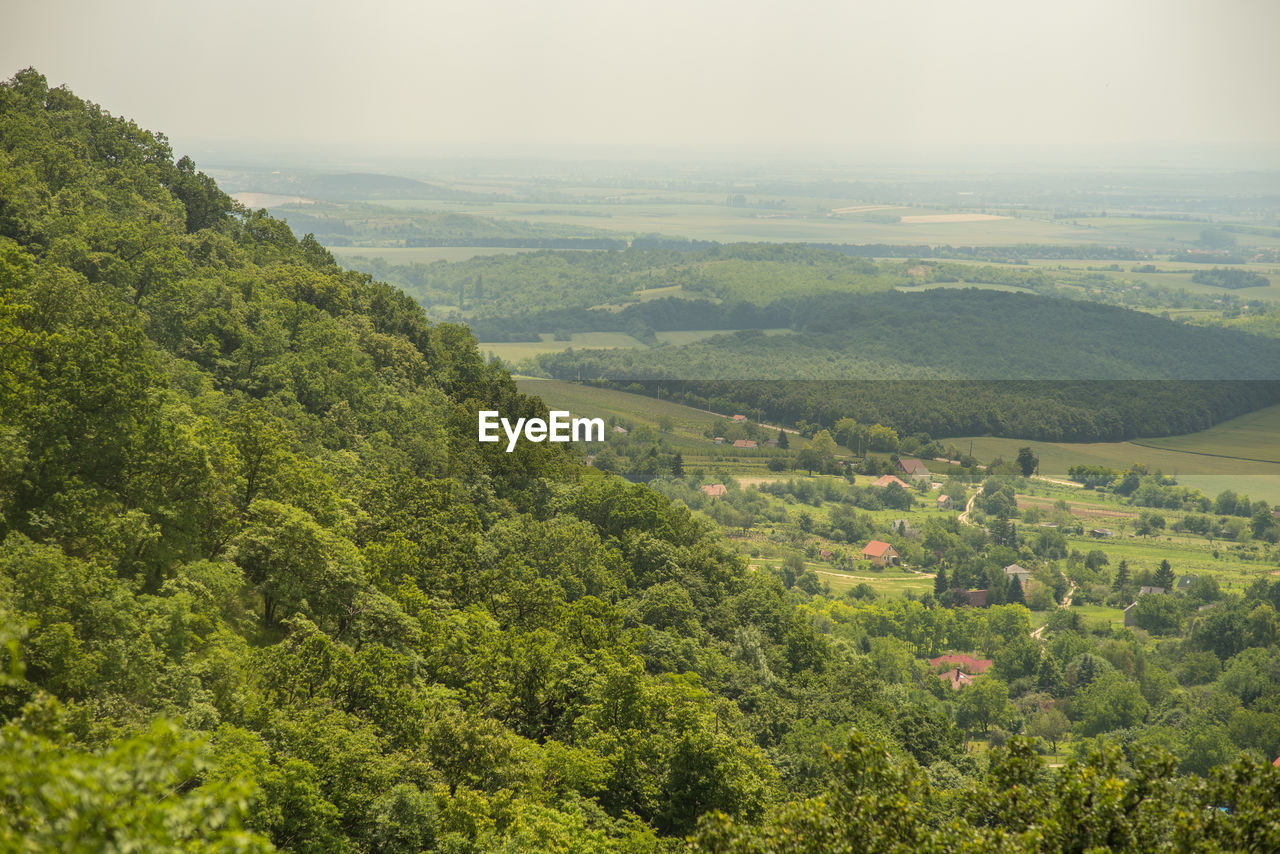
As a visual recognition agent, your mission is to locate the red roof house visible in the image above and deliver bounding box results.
[862,540,899,567]
[872,474,910,489]
[701,484,727,499]
[896,458,931,480]
[929,654,993,675]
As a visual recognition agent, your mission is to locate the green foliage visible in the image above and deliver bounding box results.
[3,69,1280,851]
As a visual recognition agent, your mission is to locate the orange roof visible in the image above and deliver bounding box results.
[872,474,910,489]
[929,654,993,674]
[701,484,727,498]
[862,540,894,557]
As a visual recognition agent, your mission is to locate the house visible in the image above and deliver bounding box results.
[891,519,919,539]
[939,667,974,690]
[819,549,833,560]
[960,589,988,607]
[713,437,724,445]
[872,474,911,489]
[862,540,899,567]
[1124,601,1137,627]
[929,654,993,675]
[732,439,757,449]
[701,484,727,499]
[936,494,952,509]
[1089,528,1115,538]
[612,425,629,435]
[1138,585,1166,597]
[731,414,748,422]
[1004,563,1031,587]
[896,458,931,481]
[1177,575,1197,591]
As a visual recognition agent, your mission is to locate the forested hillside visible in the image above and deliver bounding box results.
[2,70,1278,852]
[535,290,1280,441]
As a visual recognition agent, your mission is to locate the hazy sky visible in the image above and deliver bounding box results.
[4,0,1279,161]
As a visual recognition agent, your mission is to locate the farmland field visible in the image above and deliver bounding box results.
[1132,403,1280,461]
[481,332,646,362]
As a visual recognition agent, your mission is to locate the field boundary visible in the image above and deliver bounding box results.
[1127,440,1280,466]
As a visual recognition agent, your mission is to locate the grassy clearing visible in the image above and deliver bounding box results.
[952,434,1280,478]
[516,378,724,432]
[748,557,933,597]
[952,405,1280,502]
[1132,404,1280,462]
[481,332,645,362]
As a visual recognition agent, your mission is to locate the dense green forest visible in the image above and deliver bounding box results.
[2,70,1279,851]
[532,290,1280,441]
[344,245,1253,343]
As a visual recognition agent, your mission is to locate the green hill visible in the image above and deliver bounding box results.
[2,69,1279,852]
[535,289,1280,441]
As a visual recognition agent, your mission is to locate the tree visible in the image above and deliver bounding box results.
[1035,654,1065,696]
[1132,594,1181,635]
[1007,574,1026,606]
[1153,559,1174,591]
[1027,708,1070,752]
[796,448,822,475]
[1016,447,1039,477]
[933,566,949,599]
[1112,560,1130,592]
[810,429,838,463]
[670,452,684,477]
[959,677,1010,735]
[776,429,788,450]
[1074,671,1149,736]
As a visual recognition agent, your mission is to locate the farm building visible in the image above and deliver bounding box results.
[891,519,919,539]
[959,589,988,607]
[862,540,899,567]
[936,494,952,509]
[1124,601,1137,627]
[1004,564,1031,587]
[732,414,748,422]
[612,425,628,435]
[896,458,931,481]
[872,474,911,489]
[1138,585,1166,597]
[713,437,724,445]
[1177,575,1197,591]
[939,668,975,690]
[732,439,757,449]
[701,484,727,499]
[1089,528,1115,538]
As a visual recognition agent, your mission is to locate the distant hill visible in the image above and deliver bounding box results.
[221,169,485,200]
[535,289,1280,440]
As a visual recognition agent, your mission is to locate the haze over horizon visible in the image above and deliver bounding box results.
[4,0,1280,171]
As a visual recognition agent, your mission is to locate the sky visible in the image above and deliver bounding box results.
[3,0,1279,165]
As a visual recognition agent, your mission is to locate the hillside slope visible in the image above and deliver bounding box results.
[2,70,1278,852]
